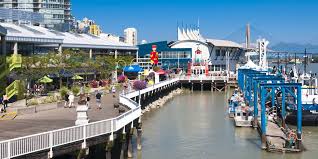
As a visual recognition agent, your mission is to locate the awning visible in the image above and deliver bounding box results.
[123,65,143,73]
[72,75,84,80]
[38,76,53,83]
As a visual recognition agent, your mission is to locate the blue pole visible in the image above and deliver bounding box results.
[253,80,258,127]
[261,87,266,148]
[248,77,252,104]
[282,87,286,128]
[296,85,302,149]
[271,87,275,108]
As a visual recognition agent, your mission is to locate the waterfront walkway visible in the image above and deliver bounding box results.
[0,92,123,141]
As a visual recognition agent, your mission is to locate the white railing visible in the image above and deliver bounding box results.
[0,78,179,159]
[0,93,141,159]
[124,78,179,99]
[179,75,228,82]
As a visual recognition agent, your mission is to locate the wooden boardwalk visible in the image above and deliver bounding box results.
[257,118,301,152]
[0,92,126,141]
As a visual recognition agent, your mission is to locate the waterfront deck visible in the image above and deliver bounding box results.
[0,93,121,141]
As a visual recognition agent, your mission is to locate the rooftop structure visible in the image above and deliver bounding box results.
[0,23,137,56]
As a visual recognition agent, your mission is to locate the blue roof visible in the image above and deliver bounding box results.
[123,65,143,73]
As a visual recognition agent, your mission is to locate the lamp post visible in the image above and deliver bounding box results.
[130,58,137,66]
[115,60,127,83]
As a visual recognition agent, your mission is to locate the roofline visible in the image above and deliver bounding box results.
[62,43,138,50]
[169,40,209,47]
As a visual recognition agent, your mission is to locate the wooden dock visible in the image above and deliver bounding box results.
[257,118,301,152]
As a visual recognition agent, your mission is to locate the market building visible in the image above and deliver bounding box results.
[137,27,244,74]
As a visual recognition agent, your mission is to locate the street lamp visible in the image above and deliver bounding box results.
[116,60,127,75]
[129,58,137,66]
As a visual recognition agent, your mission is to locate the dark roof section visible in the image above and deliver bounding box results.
[0,25,7,35]
[137,41,192,57]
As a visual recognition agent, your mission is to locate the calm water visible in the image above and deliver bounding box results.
[133,91,318,159]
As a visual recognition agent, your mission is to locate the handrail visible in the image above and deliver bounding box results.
[0,78,178,159]
[0,90,141,159]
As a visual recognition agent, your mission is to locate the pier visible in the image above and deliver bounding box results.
[0,78,179,159]
[179,73,236,92]
[238,68,303,152]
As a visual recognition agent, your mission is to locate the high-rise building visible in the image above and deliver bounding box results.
[0,0,72,28]
[124,27,137,46]
[76,17,101,36]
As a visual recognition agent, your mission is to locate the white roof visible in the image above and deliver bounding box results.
[206,39,242,48]
[240,60,261,70]
[0,23,137,50]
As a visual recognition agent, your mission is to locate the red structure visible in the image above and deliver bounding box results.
[150,45,159,65]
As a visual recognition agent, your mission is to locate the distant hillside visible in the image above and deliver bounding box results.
[270,42,318,53]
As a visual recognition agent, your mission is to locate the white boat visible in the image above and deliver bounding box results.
[234,106,253,127]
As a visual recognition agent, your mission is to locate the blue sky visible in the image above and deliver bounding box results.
[73,0,318,45]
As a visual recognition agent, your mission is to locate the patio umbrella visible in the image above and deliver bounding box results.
[71,75,84,80]
[38,76,53,83]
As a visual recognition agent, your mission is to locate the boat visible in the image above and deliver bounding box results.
[228,89,243,118]
[285,53,318,126]
[234,105,253,127]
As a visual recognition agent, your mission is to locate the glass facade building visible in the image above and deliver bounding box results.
[0,0,71,28]
[137,41,192,70]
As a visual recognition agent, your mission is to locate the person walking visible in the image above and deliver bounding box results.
[68,92,75,108]
[2,94,8,113]
[86,93,91,109]
[111,85,116,98]
[95,91,102,109]
[64,92,69,108]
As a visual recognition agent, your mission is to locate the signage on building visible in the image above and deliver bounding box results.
[195,49,201,54]
[150,45,159,65]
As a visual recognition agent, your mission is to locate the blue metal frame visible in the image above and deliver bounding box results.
[260,83,302,149]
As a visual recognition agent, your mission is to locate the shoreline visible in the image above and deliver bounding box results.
[141,88,184,114]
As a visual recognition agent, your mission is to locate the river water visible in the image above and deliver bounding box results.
[134,91,318,159]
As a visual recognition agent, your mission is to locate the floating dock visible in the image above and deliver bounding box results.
[237,68,303,152]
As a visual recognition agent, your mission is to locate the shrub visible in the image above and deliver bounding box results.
[118,75,127,83]
[27,99,38,106]
[147,72,155,79]
[90,80,98,88]
[59,87,68,98]
[153,66,160,72]
[133,80,147,90]
[71,86,80,96]
[84,86,91,94]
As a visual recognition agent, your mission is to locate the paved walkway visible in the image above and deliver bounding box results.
[0,92,127,141]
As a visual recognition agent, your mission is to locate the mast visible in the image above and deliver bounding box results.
[304,48,307,74]
[245,24,251,49]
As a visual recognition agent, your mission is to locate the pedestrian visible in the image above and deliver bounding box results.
[95,91,102,109]
[86,93,90,109]
[2,94,8,113]
[68,92,75,108]
[64,92,69,108]
[111,85,116,98]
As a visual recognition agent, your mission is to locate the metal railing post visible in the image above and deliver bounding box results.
[48,132,53,158]
[7,140,11,159]
[82,125,87,149]
[110,119,114,141]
